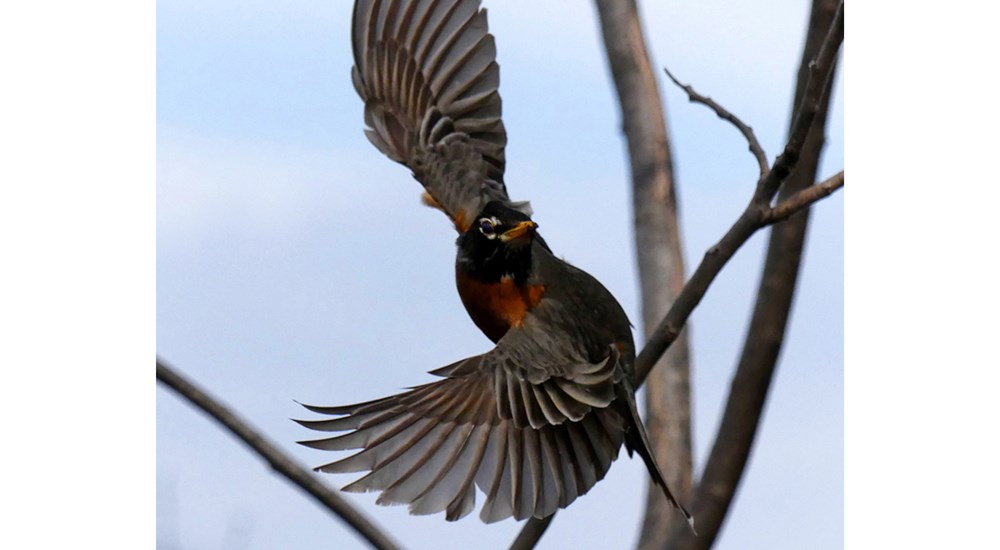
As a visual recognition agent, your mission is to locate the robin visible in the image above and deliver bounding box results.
[298,0,693,528]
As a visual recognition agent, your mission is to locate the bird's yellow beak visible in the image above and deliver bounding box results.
[499,220,538,242]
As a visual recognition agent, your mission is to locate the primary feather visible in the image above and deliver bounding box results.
[351,0,517,231]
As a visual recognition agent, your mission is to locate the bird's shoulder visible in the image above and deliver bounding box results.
[526,244,635,361]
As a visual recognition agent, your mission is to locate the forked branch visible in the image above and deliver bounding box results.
[664,1,844,549]
[762,170,843,224]
[634,0,843,385]
[755,0,844,204]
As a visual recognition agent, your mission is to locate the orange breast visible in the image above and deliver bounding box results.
[456,271,545,343]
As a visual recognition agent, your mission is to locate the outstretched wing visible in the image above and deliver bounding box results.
[352,0,516,231]
[296,323,630,522]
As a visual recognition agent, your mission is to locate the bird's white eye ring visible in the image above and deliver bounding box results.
[478,217,499,237]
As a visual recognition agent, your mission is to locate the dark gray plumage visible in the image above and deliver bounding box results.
[298,0,693,528]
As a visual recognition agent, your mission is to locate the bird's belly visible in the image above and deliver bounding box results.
[455,271,545,343]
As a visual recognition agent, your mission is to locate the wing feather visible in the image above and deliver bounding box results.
[297,340,629,521]
[297,290,650,521]
[352,0,513,230]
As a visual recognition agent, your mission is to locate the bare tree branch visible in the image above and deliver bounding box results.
[634,0,843,387]
[662,66,769,177]
[633,210,757,384]
[592,0,696,548]
[509,515,554,550]
[664,2,844,549]
[763,170,844,225]
[754,0,844,204]
[156,358,402,550]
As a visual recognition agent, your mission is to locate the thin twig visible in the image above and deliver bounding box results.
[763,171,844,224]
[663,66,769,177]
[156,358,402,550]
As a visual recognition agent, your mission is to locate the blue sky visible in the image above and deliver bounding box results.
[157,1,843,548]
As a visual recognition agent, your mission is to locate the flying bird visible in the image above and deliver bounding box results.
[297,0,693,527]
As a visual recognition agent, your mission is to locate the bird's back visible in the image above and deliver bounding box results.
[530,242,636,370]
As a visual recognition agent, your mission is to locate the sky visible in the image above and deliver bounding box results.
[156,1,843,549]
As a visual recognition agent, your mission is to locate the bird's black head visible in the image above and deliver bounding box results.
[456,201,539,284]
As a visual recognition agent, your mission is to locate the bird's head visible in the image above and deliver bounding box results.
[456,201,539,284]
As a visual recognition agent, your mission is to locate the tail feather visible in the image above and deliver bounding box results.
[619,386,696,534]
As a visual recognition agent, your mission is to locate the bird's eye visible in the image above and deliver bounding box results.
[479,218,496,236]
